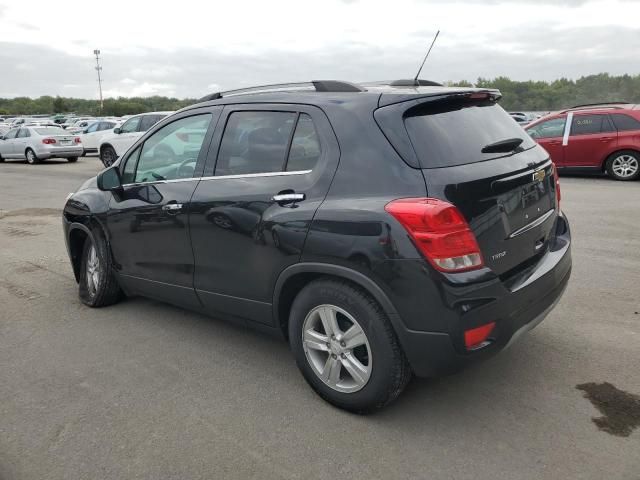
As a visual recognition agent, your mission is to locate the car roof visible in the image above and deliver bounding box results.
[182,81,500,113]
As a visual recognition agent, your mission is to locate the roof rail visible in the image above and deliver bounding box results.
[561,101,629,112]
[389,79,443,87]
[198,80,364,102]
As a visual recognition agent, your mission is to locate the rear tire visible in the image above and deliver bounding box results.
[67,157,78,163]
[79,229,123,307]
[605,150,640,181]
[25,148,39,165]
[289,278,411,413]
[100,145,117,167]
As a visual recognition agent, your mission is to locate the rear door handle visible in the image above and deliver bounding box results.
[272,192,306,206]
[600,136,615,142]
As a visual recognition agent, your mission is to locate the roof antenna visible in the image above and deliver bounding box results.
[414,30,440,86]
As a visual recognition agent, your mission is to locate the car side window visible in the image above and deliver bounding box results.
[121,146,141,184]
[610,113,640,131]
[286,113,322,171]
[215,111,296,176]
[570,114,613,136]
[133,114,212,183]
[18,129,30,138]
[527,117,566,139]
[87,123,100,133]
[4,128,19,139]
[139,115,161,132]
[120,117,140,134]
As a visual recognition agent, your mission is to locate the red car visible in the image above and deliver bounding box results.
[526,103,640,181]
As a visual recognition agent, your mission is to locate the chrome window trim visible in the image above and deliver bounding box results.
[120,169,312,187]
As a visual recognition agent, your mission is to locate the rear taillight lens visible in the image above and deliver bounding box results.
[464,322,496,350]
[42,138,56,144]
[74,137,81,144]
[552,164,561,209]
[385,198,484,272]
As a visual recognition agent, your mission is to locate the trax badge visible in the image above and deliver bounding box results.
[491,251,507,261]
[532,170,546,182]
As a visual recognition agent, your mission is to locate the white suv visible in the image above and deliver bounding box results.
[98,111,173,166]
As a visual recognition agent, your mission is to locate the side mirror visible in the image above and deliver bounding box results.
[113,127,121,134]
[82,129,89,134]
[0,136,4,141]
[97,166,122,191]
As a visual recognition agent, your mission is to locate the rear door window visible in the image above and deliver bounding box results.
[610,113,640,131]
[139,115,163,132]
[215,111,296,176]
[286,113,322,171]
[18,129,30,138]
[404,101,536,168]
[570,114,614,136]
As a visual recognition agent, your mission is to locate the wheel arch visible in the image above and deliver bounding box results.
[273,263,401,340]
[66,218,109,283]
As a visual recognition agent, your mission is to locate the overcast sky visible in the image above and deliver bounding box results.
[0,0,638,99]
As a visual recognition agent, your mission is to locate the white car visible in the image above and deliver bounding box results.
[66,118,96,135]
[98,111,173,166]
[79,120,119,154]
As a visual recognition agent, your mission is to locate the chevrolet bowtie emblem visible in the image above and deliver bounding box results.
[532,170,546,182]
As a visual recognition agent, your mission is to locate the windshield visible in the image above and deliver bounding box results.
[404,101,536,168]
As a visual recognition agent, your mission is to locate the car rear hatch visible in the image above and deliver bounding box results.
[376,91,559,276]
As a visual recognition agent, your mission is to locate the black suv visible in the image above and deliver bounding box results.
[63,80,572,412]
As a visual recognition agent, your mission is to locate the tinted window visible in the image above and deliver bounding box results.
[18,129,30,138]
[404,101,536,168]
[286,113,321,171]
[122,146,140,184]
[215,111,296,176]
[134,114,212,183]
[610,113,640,131]
[139,114,164,132]
[4,129,19,139]
[120,117,140,133]
[100,122,116,131]
[570,114,614,136]
[527,117,566,139]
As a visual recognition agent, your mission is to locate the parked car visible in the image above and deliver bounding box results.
[509,112,530,125]
[0,125,83,164]
[98,111,173,166]
[66,118,96,135]
[79,120,119,155]
[526,103,640,181]
[62,80,571,412]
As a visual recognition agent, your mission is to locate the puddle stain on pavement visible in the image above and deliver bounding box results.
[576,382,640,437]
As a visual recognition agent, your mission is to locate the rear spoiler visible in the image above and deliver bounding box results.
[378,88,501,108]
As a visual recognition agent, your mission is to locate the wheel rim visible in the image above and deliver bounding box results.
[86,244,100,296]
[302,304,372,393]
[612,155,639,178]
[26,150,35,163]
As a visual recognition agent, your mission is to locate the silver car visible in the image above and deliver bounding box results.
[0,126,84,164]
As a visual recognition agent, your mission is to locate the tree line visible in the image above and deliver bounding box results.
[1,73,639,116]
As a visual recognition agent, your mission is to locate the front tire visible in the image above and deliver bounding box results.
[289,279,411,413]
[100,145,117,167]
[79,230,123,307]
[25,148,39,165]
[606,151,640,181]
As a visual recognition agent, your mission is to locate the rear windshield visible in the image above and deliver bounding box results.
[404,101,536,168]
[35,127,64,135]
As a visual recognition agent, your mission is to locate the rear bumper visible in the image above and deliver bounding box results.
[35,145,84,158]
[394,212,572,377]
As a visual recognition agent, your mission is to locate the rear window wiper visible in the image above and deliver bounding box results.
[481,137,523,154]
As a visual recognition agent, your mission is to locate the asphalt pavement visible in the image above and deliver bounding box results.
[0,157,638,480]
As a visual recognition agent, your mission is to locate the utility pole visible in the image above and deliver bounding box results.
[93,49,103,113]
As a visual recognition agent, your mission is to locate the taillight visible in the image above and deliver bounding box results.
[42,138,56,144]
[74,137,81,144]
[464,322,496,350]
[385,198,484,272]
[552,164,561,209]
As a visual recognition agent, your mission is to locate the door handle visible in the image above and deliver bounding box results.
[600,137,615,142]
[548,140,562,145]
[272,192,306,206]
[162,203,183,213]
